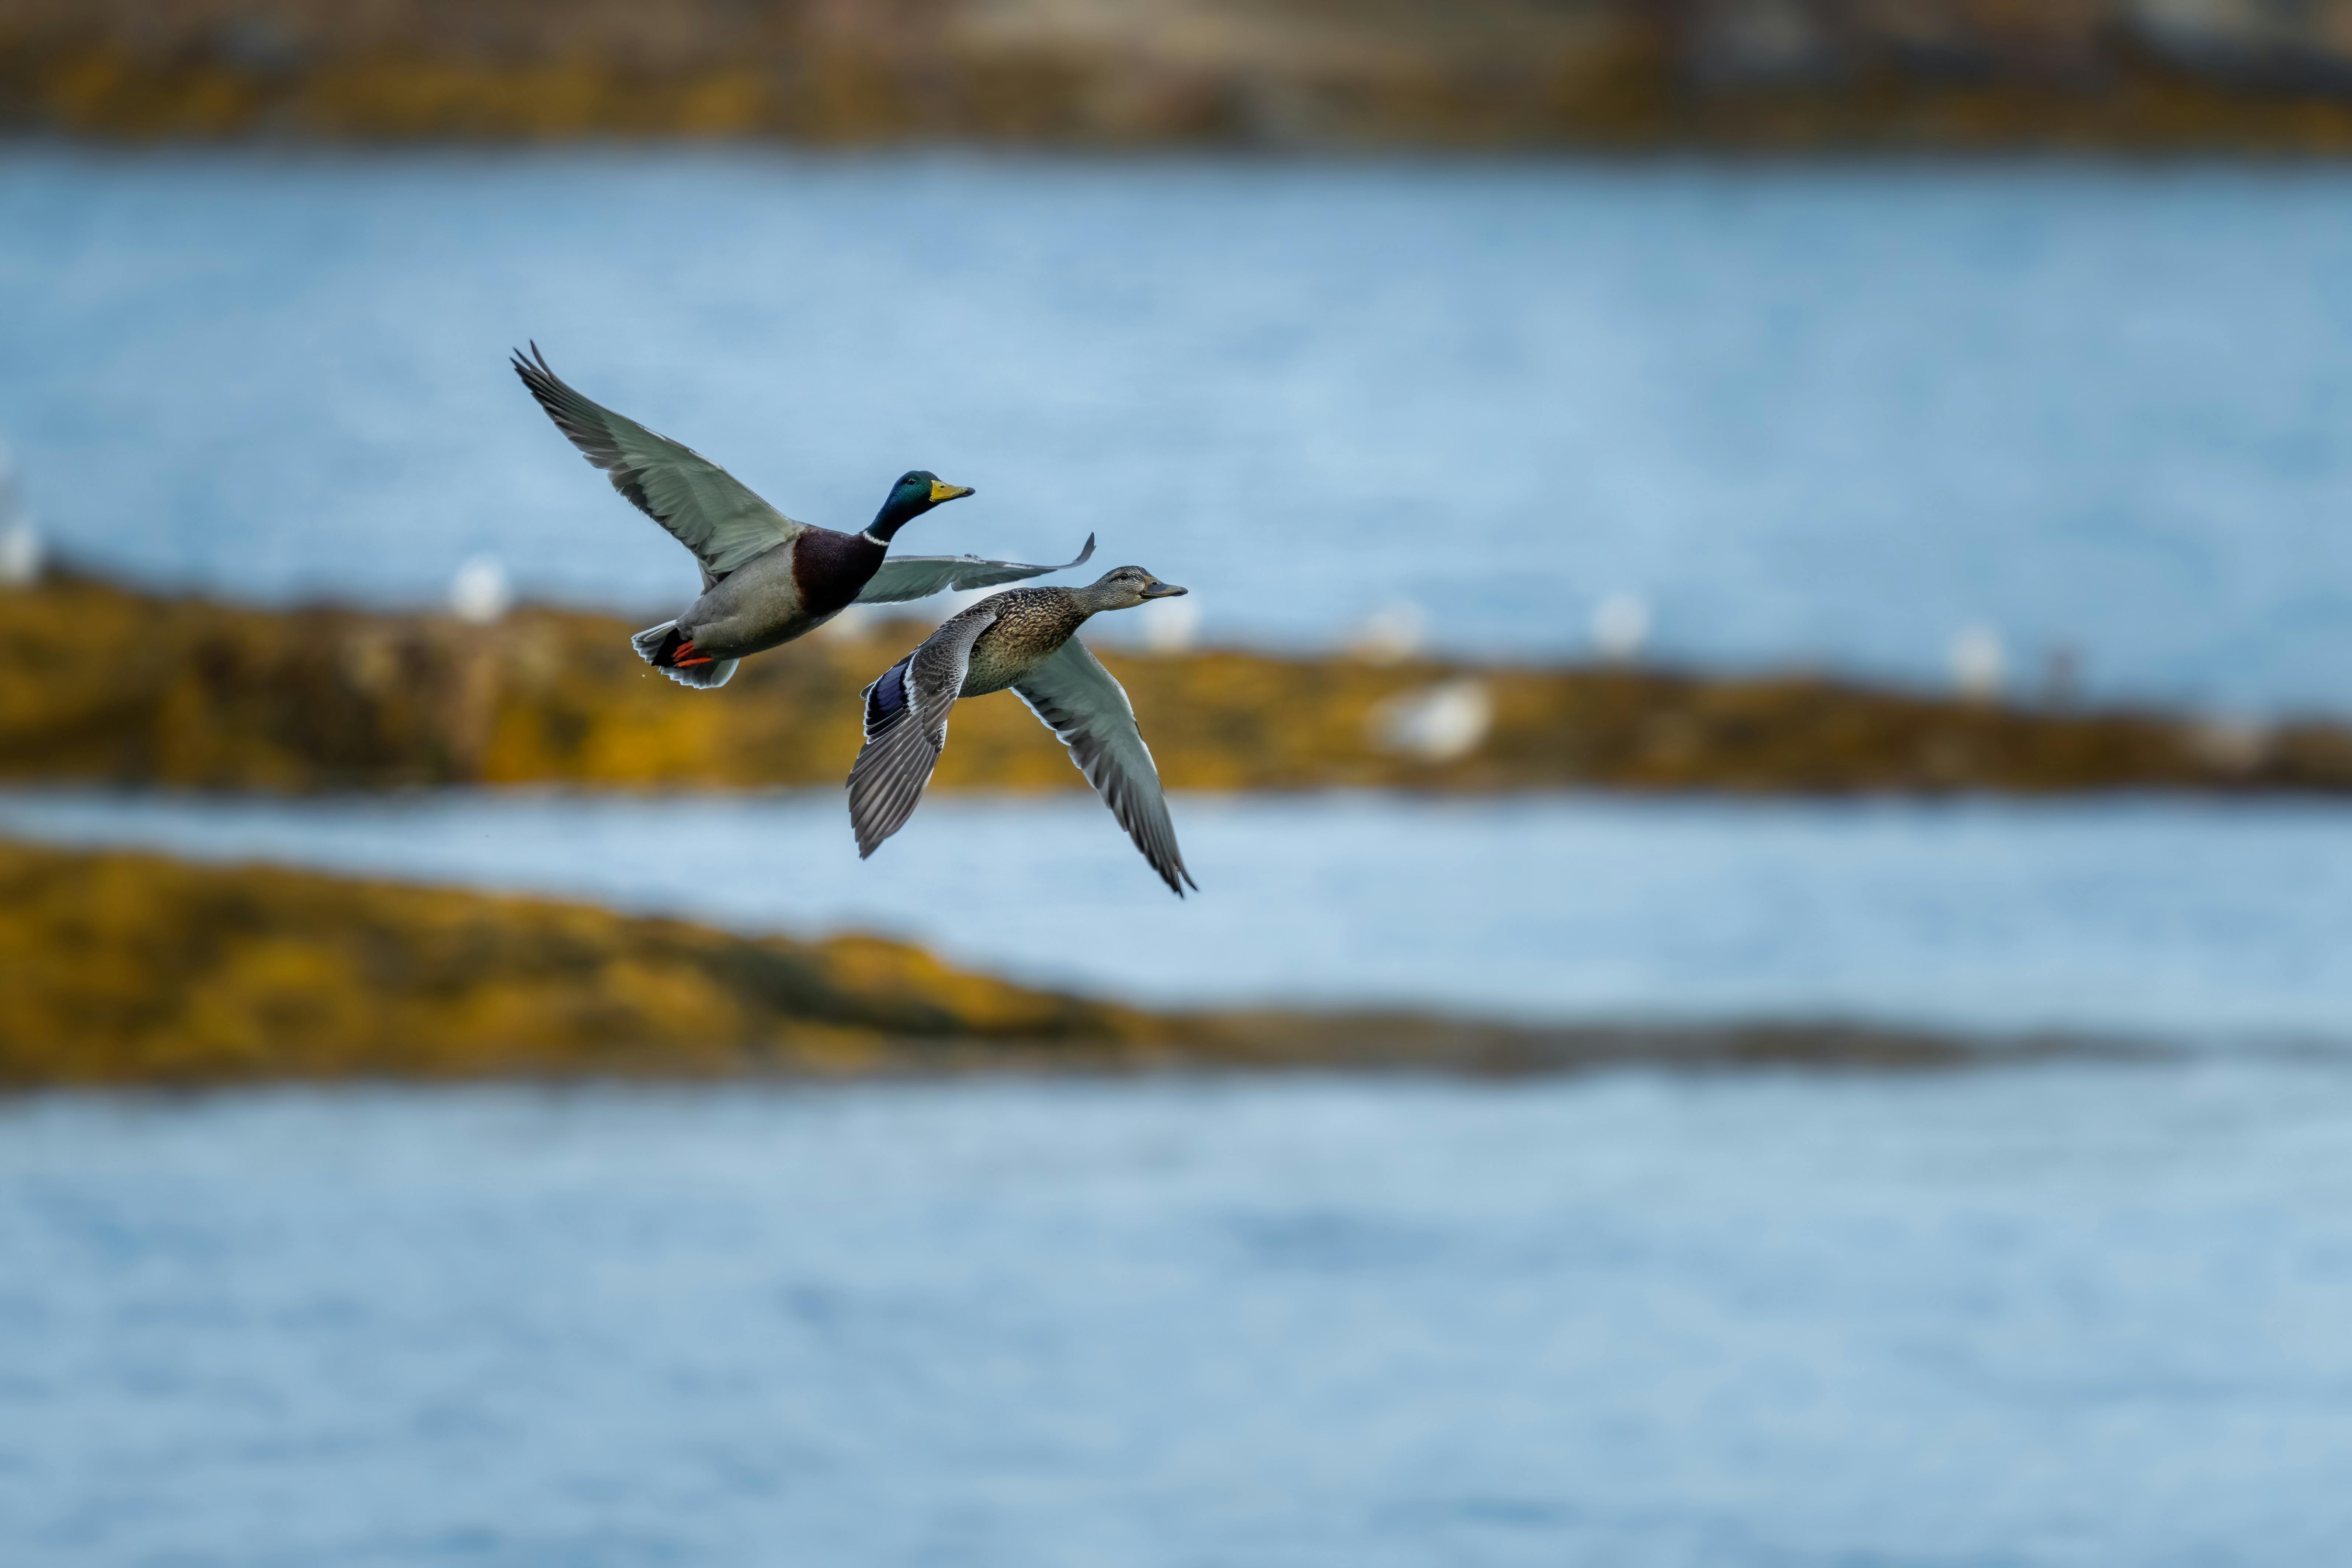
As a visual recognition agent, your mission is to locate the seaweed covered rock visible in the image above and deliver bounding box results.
[7,573,2352,798]
[0,839,1152,1085]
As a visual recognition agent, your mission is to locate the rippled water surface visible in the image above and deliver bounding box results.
[8,150,2352,1565]
[7,1068,2352,1567]
[7,152,2352,706]
[7,788,2351,1043]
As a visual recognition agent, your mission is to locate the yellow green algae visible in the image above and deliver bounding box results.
[0,837,2025,1087]
[8,1,2352,152]
[6,574,2348,799]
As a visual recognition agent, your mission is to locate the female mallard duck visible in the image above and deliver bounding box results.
[513,345,1093,689]
[849,566,1198,896]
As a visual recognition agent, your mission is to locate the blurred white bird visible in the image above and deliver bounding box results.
[1950,625,2003,699]
[450,556,514,625]
[1352,600,1429,664]
[0,441,40,587]
[1591,591,1651,662]
[1369,679,1493,763]
[1136,592,1202,652]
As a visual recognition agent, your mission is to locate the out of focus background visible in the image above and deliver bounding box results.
[8,4,2352,1565]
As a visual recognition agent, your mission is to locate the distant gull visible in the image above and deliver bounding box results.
[449,556,513,624]
[1369,679,1493,764]
[1950,625,2004,699]
[1591,591,1651,663]
[1136,592,1202,653]
[1351,600,1428,664]
[0,441,38,587]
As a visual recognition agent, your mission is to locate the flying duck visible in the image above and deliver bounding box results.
[512,345,1094,688]
[847,566,1198,896]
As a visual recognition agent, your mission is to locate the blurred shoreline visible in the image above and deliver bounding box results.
[13,2,2352,153]
[10,571,2351,797]
[0,835,2124,1089]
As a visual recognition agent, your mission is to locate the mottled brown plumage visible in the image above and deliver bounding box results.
[955,588,1095,695]
[848,567,1198,894]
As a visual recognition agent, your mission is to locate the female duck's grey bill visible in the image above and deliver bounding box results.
[1142,581,1188,598]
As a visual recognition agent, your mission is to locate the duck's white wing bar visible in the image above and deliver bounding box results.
[513,344,804,581]
[1014,639,1196,897]
[852,533,1095,605]
[846,606,999,859]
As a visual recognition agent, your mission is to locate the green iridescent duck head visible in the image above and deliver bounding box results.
[867,470,975,541]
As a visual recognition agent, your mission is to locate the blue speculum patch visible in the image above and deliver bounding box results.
[868,661,909,724]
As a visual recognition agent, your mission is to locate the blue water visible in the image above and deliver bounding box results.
[10,149,2352,1562]
[6,788,2351,1044]
[8,151,2352,707]
[7,1068,2352,1567]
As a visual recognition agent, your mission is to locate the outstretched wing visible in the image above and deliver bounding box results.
[853,533,1096,605]
[1013,639,1195,897]
[846,607,1000,858]
[512,344,803,581]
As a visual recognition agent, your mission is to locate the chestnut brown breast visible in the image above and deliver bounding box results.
[789,529,889,620]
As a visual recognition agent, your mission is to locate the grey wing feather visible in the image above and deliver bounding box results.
[512,344,803,580]
[1014,639,1196,897]
[853,534,1096,605]
[846,607,999,858]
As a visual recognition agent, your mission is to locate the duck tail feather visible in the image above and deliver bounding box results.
[632,620,682,665]
[661,657,738,689]
[629,622,737,688]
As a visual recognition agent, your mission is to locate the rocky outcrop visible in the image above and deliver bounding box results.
[0,837,2075,1085]
[6,573,2351,797]
[0,837,1153,1084]
[7,0,2352,148]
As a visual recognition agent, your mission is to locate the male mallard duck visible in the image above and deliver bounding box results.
[513,345,1094,689]
[848,566,1198,896]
